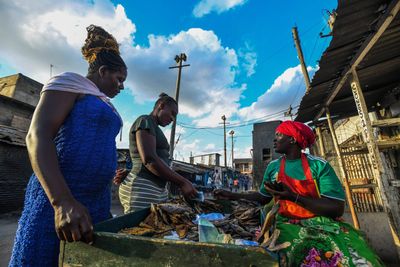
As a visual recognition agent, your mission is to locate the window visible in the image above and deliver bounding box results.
[262,148,271,161]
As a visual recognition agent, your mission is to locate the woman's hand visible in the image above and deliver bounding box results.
[180,180,198,199]
[113,168,129,185]
[53,198,94,244]
[263,181,296,201]
[213,189,233,200]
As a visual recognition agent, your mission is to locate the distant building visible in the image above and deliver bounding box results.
[0,73,42,131]
[252,121,281,189]
[234,158,253,176]
[0,73,42,213]
[190,153,221,167]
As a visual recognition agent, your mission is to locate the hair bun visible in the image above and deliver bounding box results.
[81,24,120,64]
[159,92,169,98]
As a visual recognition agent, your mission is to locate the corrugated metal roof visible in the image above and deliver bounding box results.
[296,0,400,123]
[172,160,214,173]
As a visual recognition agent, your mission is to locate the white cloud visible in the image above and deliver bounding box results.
[1,1,317,152]
[191,83,246,127]
[203,143,217,152]
[238,65,317,122]
[234,145,252,159]
[174,138,225,162]
[117,119,134,148]
[0,1,249,130]
[0,0,135,82]
[123,28,244,126]
[162,125,186,145]
[193,0,248,18]
[238,43,257,77]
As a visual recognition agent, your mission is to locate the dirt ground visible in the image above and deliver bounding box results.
[0,201,124,267]
[0,212,20,267]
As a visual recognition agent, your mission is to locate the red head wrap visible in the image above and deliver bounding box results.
[276,121,315,149]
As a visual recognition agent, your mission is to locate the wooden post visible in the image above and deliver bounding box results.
[326,108,360,229]
[229,130,235,169]
[221,115,227,170]
[169,54,190,159]
[315,127,326,158]
[351,69,400,249]
[292,27,311,93]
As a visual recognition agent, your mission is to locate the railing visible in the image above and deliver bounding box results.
[341,135,383,212]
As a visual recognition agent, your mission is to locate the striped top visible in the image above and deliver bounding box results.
[128,115,170,187]
[119,173,168,213]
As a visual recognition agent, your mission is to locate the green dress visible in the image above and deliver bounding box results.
[260,154,384,267]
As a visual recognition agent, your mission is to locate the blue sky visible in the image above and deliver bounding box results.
[0,0,336,163]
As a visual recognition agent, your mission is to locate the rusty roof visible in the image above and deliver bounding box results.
[296,0,400,123]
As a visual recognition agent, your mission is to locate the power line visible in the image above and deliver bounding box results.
[200,128,252,138]
[177,106,296,130]
[177,129,199,142]
[262,19,327,62]
[290,80,304,107]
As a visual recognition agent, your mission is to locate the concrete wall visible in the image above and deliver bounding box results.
[0,73,42,107]
[252,121,281,189]
[0,96,34,131]
[0,73,41,131]
[235,161,253,175]
[343,211,399,265]
[0,74,41,213]
[190,154,221,167]
[0,75,19,98]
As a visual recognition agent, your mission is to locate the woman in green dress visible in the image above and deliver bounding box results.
[214,121,383,267]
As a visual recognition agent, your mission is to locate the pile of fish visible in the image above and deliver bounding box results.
[213,200,260,240]
[120,198,261,242]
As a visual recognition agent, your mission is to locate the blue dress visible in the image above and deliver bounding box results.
[9,95,121,267]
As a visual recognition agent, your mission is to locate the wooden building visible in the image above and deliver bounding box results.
[296,0,400,263]
[0,74,42,213]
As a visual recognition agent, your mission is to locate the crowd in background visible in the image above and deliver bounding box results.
[204,170,252,192]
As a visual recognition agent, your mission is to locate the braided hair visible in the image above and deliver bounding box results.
[154,92,177,109]
[81,24,127,75]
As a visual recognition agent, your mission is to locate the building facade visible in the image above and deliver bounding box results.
[252,121,281,189]
[233,158,253,176]
[0,73,42,213]
[190,153,221,167]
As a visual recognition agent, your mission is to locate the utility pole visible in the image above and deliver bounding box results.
[168,53,190,159]
[284,105,294,120]
[50,64,54,78]
[221,115,228,170]
[292,27,311,93]
[229,130,235,169]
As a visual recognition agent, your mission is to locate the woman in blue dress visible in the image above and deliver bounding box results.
[9,25,128,266]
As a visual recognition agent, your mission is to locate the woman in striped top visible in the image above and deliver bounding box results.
[116,93,197,213]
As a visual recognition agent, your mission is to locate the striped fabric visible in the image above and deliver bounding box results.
[119,173,168,214]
